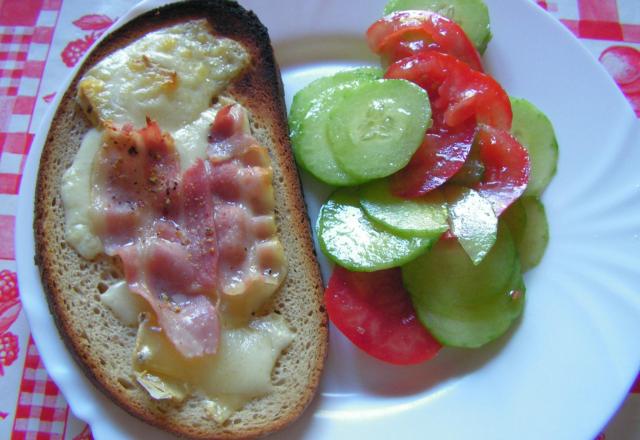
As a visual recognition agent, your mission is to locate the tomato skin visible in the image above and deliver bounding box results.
[367,10,483,72]
[474,125,531,215]
[386,52,512,198]
[442,71,512,130]
[385,51,512,129]
[325,266,441,365]
[390,112,477,198]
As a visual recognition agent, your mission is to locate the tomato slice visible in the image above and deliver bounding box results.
[390,112,477,198]
[385,52,512,198]
[366,10,483,72]
[474,125,531,215]
[385,51,512,129]
[325,266,441,365]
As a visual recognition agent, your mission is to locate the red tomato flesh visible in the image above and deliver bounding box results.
[385,52,513,198]
[325,266,441,365]
[385,52,511,129]
[390,112,477,198]
[366,10,483,72]
[441,70,512,130]
[474,125,531,215]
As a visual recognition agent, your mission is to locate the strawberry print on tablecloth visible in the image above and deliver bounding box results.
[61,14,114,67]
[599,45,640,116]
[73,424,93,440]
[0,270,21,376]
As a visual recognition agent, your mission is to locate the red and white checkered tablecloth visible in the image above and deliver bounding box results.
[0,0,638,438]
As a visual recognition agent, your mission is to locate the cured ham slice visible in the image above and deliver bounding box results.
[90,104,286,358]
[118,241,219,358]
[91,120,181,252]
[91,120,219,358]
[208,105,286,311]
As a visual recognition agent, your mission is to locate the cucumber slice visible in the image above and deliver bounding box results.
[291,69,383,186]
[359,179,448,238]
[403,222,524,348]
[318,188,435,271]
[328,79,431,180]
[444,186,497,265]
[384,0,492,54]
[504,197,549,271]
[402,221,516,309]
[500,193,527,237]
[289,67,383,136]
[510,97,559,196]
[502,195,527,244]
[411,262,525,348]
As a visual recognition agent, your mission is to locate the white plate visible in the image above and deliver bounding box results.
[16,0,640,439]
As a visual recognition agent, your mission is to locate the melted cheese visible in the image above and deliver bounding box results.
[100,280,149,327]
[173,97,247,171]
[173,107,219,171]
[61,128,103,259]
[136,371,188,401]
[219,239,286,326]
[77,20,249,132]
[134,312,293,420]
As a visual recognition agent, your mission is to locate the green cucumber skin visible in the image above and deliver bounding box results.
[402,222,517,309]
[292,79,372,186]
[413,263,525,348]
[403,222,524,348]
[318,188,436,272]
[383,0,492,54]
[289,67,383,136]
[512,197,549,271]
[328,79,431,180]
[510,97,559,197]
[502,197,527,239]
[358,179,449,239]
[289,68,383,186]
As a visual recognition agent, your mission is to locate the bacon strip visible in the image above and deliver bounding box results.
[90,105,285,357]
[208,105,286,304]
[90,121,181,252]
[91,120,219,358]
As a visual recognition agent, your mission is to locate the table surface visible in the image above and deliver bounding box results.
[0,0,639,438]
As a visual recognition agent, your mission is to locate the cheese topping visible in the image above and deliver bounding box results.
[61,129,103,259]
[100,280,149,327]
[134,313,293,407]
[77,20,249,132]
[99,279,293,416]
[173,107,220,171]
[62,20,293,417]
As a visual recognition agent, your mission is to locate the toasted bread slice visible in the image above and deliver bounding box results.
[33,1,328,438]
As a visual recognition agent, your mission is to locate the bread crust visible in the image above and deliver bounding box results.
[34,1,328,438]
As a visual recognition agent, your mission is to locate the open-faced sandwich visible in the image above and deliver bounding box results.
[33,1,327,438]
